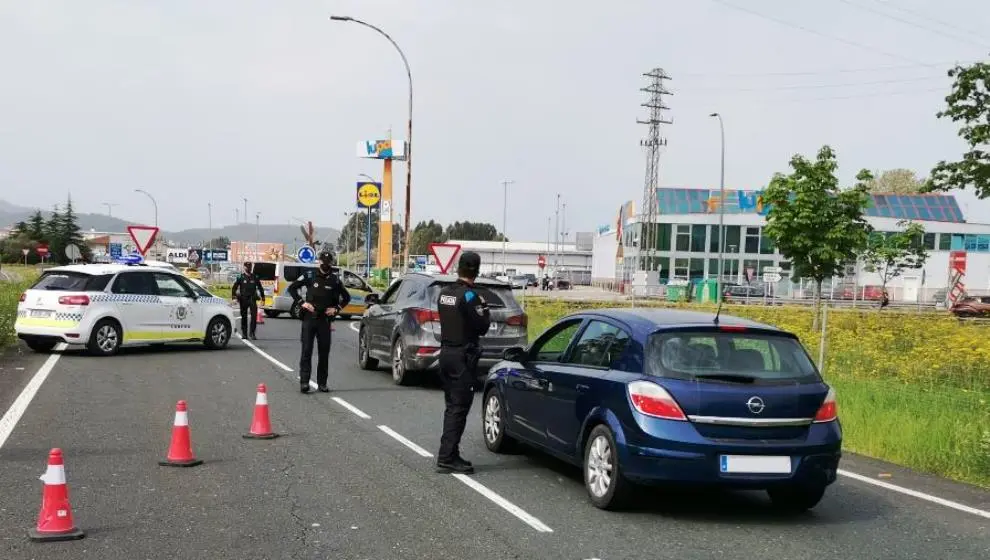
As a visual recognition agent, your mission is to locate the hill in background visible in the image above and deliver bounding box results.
[0,199,339,248]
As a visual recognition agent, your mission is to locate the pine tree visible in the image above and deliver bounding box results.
[60,196,89,262]
[28,210,45,241]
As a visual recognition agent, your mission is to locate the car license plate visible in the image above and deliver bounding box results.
[30,309,53,318]
[719,455,791,474]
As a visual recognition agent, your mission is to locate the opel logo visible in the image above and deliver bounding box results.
[746,396,765,415]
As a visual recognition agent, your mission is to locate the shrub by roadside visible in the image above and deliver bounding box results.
[520,298,990,489]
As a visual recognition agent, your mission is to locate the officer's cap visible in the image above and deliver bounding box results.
[457,251,482,278]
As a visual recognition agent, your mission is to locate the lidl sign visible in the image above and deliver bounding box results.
[356,139,406,160]
[356,182,382,209]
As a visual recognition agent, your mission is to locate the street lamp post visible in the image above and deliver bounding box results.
[710,112,726,302]
[330,15,413,276]
[501,180,514,276]
[134,189,158,257]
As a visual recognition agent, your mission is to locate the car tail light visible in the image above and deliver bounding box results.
[506,314,528,327]
[718,325,747,332]
[411,308,440,324]
[813,387,837,423]
[416,346,440,355]
[19,292,27,302]
[58,295,91,306]
[628,380,687,421]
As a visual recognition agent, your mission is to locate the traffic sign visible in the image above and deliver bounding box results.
[298,245,316,264]
[537,255,546,269]
[762,273,783,283]
[429,243,462,274]
[127,225,159,256]
[356,182,382,209]
[36,244,49,257]
[762,266,782,274]
[65,244,82,261]
[21,248,29,256]
[109,243,123,259]
[950,250,966,274]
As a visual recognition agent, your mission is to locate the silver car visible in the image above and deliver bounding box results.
[357,272,528,386]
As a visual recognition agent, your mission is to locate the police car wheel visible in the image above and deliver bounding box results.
[358,327,379,370]
[482,388,517,453]
[391,340,418,386]
[87,319,122,357]
[204,317,231,349]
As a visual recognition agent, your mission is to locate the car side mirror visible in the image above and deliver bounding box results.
[502,346,526,363]
[365,293,379,305]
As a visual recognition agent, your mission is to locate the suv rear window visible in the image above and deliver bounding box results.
[426,282,516,308]
[645,330,819,384]
[31,271,112,292]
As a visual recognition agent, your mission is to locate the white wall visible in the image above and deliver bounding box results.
[592,231,618,281]
[446,239,592,277]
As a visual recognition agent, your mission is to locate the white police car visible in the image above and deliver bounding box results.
[14,263,237,356]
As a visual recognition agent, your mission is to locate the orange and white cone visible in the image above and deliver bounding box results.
[159,400,203,467]
[29,448,85,542]
[243,383,278,439]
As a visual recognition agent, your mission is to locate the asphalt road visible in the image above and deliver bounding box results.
[1,317,988,559]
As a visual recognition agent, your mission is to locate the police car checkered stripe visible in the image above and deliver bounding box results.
[90,294,162,303]
[200,297,227,305]
[17,310,26,318]
[54,312,83,322]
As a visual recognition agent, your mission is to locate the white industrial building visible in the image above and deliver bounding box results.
[592,188,981,302]
[446,239,593,280]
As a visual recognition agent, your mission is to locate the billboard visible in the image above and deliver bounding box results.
[575,232,594,251]
[229,241,286,263]
[356,181,382,209]
[356,139,406,160]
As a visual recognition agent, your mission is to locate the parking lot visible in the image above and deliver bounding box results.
[1,315,988,559]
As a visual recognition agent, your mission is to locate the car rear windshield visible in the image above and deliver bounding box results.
[31,271,111,292]
[645,330,820,384]
[426,282,516,308]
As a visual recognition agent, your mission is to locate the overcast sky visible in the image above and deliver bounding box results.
[1,0,989,240]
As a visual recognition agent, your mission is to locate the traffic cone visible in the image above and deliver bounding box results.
[243,383,278,439]
[256,308,265,324]
[29,448,85,542]
[159,400,203,467]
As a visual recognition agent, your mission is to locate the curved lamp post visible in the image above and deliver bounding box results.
[330,15,413,274]
[709,113,726,301]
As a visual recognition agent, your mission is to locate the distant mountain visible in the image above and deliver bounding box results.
[0,199,339,248]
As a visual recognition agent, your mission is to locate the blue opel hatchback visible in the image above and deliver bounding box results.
[481,308,841,511]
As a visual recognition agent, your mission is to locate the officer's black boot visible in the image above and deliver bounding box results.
[435,456,474,474]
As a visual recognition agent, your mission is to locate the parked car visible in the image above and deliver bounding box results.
[480,308,841,511]
[722,284,765,303]
[509,275,529,289]
[357,272,529,385]
[15,263,236,356]
[950,295,990,317]
[522,274,538,288]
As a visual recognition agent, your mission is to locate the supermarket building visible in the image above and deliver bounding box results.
[591,188,983,302]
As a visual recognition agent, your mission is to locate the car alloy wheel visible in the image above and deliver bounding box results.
[484,394,501,444]
[586,434,613,499]
[211,319,229,346]
[88,319,122,356]
[358,328,379,370]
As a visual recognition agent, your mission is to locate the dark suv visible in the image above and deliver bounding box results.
[357,273,528,385]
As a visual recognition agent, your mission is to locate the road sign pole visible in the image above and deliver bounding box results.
[366,206,372,278]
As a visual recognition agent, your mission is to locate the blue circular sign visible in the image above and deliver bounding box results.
[297,246,316,264]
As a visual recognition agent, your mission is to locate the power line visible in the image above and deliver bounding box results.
[873,0,990,45]
[834,0,989,49]
[710,0,935,66]
[679,61,969,78]
[734,86,948,104]
[681,75,943,92]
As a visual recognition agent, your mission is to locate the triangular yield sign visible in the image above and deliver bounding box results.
[128,225,159,256]
[429,243,461,274]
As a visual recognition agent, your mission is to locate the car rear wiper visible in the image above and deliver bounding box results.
[693,373,759,384]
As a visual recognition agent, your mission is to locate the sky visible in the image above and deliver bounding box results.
[1,0,989,241]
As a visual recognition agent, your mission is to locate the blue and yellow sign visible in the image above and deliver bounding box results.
[356,139,406,160]
[356,182,382,209]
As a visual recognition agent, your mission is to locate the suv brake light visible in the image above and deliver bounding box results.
[412,308,440,324]
[19,292,27,302]
[813,387,837,423]
[58,295,91,306]
[628,380,686,421]
[506,314,528,327]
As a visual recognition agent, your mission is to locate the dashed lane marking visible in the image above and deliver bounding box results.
[378,425,433,458]
[838,469,990,520]
[452,473,554,533]
[0,344,67,450]
[331,397,371,419]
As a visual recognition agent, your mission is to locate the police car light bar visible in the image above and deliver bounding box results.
[114,253,145,265]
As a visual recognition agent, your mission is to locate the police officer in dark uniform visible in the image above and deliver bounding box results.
[231,262,266,340]
[288,247,351,394]
[435,251,491,474]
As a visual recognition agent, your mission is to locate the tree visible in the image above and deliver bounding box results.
[867,169,925,194]
[445,221,506,242]
[761,146,873,330]
[408,220,446,255]
[860,220,928,306]
[208,236,230,247]
[27,210,45,241]
[927,59,990,197]
[59,196,90,264]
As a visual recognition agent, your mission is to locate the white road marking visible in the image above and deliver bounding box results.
[838,469,990,519]
[378,425,433,458]
[331,397,371,419]
[452,473,554,533]
[348,321,360,334]
[237,334,293,372]
[0,344,67,450]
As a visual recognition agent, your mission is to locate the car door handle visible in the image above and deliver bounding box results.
[537,378,549,388]
[576,384,590,392]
